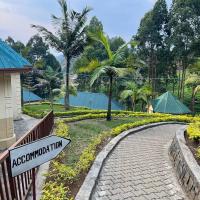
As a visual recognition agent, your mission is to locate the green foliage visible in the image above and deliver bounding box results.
[41,182,72,200]
[135,0,169,92]
[187,122,200,141]
[55,120,69,138]
[22,107,46,118]
[32,0,91,109]
[120,82,139,111]
[197,148,200,158]
[6,35,62,99]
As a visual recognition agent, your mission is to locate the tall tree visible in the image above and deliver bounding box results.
[135,0,169,94]
[168,0,200,100]
[78,30,130,121]
[32,0,91,109]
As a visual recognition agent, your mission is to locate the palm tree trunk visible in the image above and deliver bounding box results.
[133,102,136,112]
[131,99,134,111]
[178,70,181,98]
[191,86,195,114]
[107,76,113,121]
[172,78,175,94]
[64,56,70,110]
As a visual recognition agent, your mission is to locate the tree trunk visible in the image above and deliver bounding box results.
[181,65,186,101]
[172,78,175,94]
[107,76,113,121]
[190,86,195,114]
[64,56,70,110]
[141,101,145,112]
[178,69,181,98]
[131,98,135,112]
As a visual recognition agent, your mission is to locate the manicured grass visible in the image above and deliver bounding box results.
[23,103,89,114]
[65,116,147,166]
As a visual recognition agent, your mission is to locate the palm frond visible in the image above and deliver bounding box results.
[112,43,128,64]
[51,14,62,28]
[58,0,68,22]
[113,68,131,77]
[194,85,200,95]
[31,25,62,51]
[78,59,101,73]
[88,30,113,59]
[120,90,134,100]
[70,7,92,43]
[90,66,107,86]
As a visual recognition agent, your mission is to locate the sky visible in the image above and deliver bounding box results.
[0,0,171,44]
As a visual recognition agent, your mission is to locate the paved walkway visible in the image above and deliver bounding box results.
[92,124,189,200]
[14,114,40,139]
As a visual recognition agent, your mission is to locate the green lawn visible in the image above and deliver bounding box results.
[64,116,147,166]
[23,103,89,114]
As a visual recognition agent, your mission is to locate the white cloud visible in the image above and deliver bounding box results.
[0,1,53,43]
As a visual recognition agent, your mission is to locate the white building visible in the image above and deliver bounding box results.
[0,39,32,150]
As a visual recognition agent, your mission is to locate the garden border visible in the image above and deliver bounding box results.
[75,121,185,200]
[169,127,200,200]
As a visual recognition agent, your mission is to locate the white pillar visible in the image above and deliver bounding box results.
[0,73,16,150]
[11,73,22,120]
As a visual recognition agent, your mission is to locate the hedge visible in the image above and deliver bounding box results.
[187,122,200,141]
[22,108,47,119]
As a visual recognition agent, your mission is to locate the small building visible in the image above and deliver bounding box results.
[151,91,191,115]
[0,39,32,150]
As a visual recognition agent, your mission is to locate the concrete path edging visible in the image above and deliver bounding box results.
[75,121,185,200]
[169,127,200,200]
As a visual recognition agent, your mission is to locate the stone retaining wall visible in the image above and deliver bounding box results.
[169,127,200,200]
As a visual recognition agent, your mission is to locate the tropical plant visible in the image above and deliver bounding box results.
[138,84,152,111]
[36,66,61,109]
[120,82,139,111]
[78,30,131,121]
[185,74,200,113]
[32,0,91,110]
[135,0,169,93]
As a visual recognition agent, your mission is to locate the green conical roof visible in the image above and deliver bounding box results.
[152,91,191,114]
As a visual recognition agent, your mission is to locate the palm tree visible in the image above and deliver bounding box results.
[185,74,200,113]
[32,0,91,110]
[138,84,152,111]
[120,82,139,111]
[36,66,61,109]
[78,30,130,121]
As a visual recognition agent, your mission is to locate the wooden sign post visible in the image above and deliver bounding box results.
[9,135,71,199]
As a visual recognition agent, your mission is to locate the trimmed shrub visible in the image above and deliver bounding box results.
[187,122,200,141]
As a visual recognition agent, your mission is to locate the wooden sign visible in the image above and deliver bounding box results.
[9,135,71,177]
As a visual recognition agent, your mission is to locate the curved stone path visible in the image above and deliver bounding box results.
[92,124,189,200]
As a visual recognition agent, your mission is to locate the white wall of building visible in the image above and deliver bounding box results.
[11,73,22,120]
[0,73,16,150]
